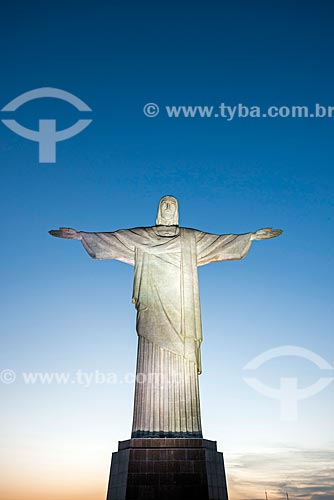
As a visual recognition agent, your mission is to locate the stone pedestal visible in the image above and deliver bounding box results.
[106,438,229,500]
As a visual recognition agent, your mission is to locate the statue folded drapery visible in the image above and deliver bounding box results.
[49,195,282,438]
[79,207,253,437]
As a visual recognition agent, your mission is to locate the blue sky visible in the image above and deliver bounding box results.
[0,2,333,499]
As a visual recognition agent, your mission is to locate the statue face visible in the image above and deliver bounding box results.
[156,195,179,226]
[161,200,176,221]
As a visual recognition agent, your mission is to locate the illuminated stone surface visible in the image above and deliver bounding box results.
[78,197,254,436]
[49,195,282,499]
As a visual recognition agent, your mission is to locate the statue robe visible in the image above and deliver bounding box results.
[80,226,252,437]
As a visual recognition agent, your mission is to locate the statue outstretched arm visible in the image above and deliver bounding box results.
[196,227,283,266]
[251,228,283,240]
[49,227,135,265]
[49,227,82,239]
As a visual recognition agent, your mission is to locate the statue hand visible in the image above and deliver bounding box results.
[251,228,283,240]
[49,227,82,240]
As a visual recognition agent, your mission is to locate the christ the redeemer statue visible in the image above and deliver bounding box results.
[50,196,282,439]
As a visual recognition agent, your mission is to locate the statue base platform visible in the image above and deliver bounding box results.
[106,438,229,500]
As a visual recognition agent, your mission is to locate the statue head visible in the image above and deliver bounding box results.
[156,195,179,226]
